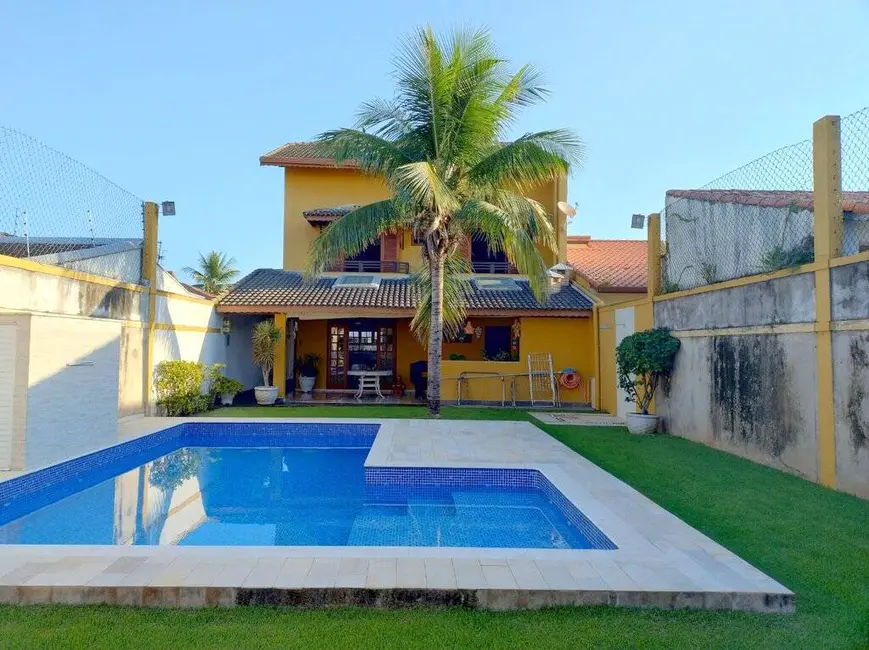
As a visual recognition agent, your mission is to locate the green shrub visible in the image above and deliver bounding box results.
[760,235,814,273]
[155,360,213,416]
[616,328,681,415]
[208,362,243,396]
[448,353,467,360]
[295,352,321,378]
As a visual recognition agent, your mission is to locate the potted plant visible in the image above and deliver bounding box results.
[616,328,681,435]
[213,374,244,406]
[252,320,282,405]
[295,353,321,394]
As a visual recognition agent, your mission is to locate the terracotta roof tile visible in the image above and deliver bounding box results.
[259,141,358,168]
[218,269,593,313]
[566,237,647,292]
[666,189,869,215]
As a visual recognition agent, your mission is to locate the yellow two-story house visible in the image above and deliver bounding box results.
[217,142,599,406]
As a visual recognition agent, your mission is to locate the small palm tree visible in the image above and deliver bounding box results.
[252,320,281,388]
[306,27,583,416]
[183,251,240,295]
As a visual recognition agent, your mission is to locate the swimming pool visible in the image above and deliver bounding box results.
[0,423,615,550]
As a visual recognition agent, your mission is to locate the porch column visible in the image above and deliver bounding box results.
[274,313,287,399]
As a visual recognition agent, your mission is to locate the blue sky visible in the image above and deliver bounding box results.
[1,0,867,276]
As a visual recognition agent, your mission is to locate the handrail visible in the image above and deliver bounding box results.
[471,260,511,274]
[455,370,507,406]
[340,260,410,273]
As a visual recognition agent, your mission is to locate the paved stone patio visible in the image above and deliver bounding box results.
[530,412,625,426]
[0,417,794,612]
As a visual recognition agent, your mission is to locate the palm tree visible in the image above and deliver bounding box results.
[183,251,240,295]
[306,27,583,416]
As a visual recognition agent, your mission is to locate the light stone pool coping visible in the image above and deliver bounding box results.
[0,417,794,613]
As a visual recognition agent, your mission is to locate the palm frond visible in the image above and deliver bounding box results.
[304,200,407,276]
[314,129,410,177]
[393,161,460,215]
[411,250,471,343]
[468,130,584,191]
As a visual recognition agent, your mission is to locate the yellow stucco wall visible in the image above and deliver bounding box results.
[597,291,647,305]
[294,319,329,388]
[597,308,617,415]
[441,316,594,404]
[281,168,566,270]
[291,315,592,401]
[283,168,390,270]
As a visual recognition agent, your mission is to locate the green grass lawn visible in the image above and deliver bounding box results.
[2,406,867,649]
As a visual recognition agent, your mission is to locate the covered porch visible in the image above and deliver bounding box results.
[216,268,597,407]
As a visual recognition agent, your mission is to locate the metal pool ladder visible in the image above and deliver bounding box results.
[528,353,559,407]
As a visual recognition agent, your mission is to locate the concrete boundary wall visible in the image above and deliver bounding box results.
[0,253,221,462]
[597,251,869,499]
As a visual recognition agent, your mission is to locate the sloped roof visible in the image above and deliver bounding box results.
[0,241,95,258]
[218,269,593,315]
[666,189,869,215]
[566,237,647,293]
[260,142,358,168]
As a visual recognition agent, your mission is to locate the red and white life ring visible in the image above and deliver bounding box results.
[559,370,582,390]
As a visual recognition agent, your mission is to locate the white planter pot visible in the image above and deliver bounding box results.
[626,412,659,435]
[299,375,316,393]
[254,386,278,405]
[219,392,236,406]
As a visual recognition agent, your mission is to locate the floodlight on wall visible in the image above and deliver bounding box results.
[161,201,176,216]
[630,214,645,229]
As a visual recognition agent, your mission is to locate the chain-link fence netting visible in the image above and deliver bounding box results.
[841,107,869,255]
[660,138,814,292]
[0,126,144,281]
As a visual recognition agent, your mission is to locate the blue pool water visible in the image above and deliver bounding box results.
[0,423,615,550]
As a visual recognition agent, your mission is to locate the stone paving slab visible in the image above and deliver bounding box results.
[530,412,626,426]
[0,417,795,613]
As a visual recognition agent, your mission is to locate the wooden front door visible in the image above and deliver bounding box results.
[326,320,396,389]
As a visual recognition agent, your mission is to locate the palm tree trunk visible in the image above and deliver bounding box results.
[427,252,445,416]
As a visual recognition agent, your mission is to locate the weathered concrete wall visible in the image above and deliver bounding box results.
[663,197,867,290]
[0,264,144,322]
[654,260,869,498]
[663,197,813,289]
[831,260,869,321]
[654,272,815,330]
[658,333,819,481]
[832,331,869,498]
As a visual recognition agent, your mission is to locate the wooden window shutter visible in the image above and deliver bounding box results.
[459,236,472,261]
[381,232,399,262]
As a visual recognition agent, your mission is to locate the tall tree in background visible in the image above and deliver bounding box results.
[306,27,583,415]
[183,251,240,295]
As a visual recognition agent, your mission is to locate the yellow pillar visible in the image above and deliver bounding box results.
[812,115,842,488]
[142,201,159,414]
[592,304,601,410]
[274,313,287,399]
[647,213,661,297]
[555,174,569,264]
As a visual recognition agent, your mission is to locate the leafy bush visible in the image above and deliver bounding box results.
[448,353,467,360]
[760,235,814,273]
[155,360,213,416]
[212,374,243,395]
[252,320,282,387]
[296,352,321,378]
[616,328,681,415]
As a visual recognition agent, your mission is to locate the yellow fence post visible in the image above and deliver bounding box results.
[592,304,600,410]
[812,115,842,488]
[647,213,661,298]
[142,201,159,414]
[274,313,287,399]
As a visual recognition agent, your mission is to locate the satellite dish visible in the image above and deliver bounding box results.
[557,201,576,218]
